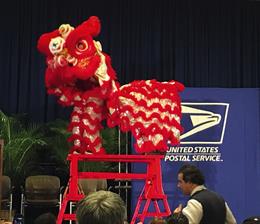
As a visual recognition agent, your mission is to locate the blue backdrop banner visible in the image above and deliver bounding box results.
[131,88,260,224]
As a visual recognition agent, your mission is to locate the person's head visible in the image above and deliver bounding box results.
[33,212,56,224]
[76,190,126,224]
[177,164,205,195]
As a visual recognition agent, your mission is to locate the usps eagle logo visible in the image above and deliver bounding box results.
[180,102,229,144]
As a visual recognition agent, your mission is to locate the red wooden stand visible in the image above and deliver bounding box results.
[57,154,171,224]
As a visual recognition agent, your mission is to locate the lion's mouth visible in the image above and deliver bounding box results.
[74,77,99,92]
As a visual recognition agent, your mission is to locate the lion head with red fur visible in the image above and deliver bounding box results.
[37,16,118,106]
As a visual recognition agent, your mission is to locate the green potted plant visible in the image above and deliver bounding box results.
[0,110,48,187]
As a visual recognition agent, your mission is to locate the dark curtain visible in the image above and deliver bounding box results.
[0,0,259,122]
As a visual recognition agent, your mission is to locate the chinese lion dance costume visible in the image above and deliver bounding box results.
[37,16,184,155]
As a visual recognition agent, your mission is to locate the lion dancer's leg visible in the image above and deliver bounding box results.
[68,97,105,154]
[81,97,105,154]
[68,105,84,154]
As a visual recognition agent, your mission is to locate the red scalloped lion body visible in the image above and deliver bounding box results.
[37,16,184,154]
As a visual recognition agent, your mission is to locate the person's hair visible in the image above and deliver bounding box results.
[166,213,189,224]
[243,216,260,224]
[150,217,166,224]
[33,212,56,224]
[178,164,205,185]
[76,190,126,224]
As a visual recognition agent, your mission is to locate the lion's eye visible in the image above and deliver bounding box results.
[76,40,88,52]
